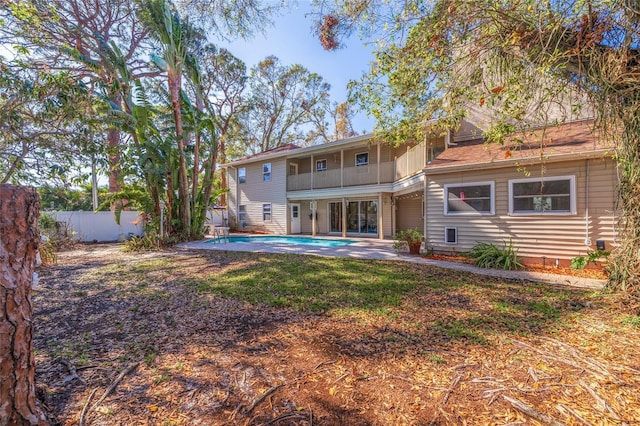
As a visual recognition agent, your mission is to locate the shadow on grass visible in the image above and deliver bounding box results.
[200,253,594,348]
[33,249,596,424]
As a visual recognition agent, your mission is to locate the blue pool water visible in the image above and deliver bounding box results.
[208,235,356,248]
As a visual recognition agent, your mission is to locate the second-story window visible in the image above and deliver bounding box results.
[238,167,246,184]
[263,163,272,181]
[316,159,327,172]
[355,152,369,166]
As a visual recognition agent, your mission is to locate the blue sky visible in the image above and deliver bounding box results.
[221,1,376,134]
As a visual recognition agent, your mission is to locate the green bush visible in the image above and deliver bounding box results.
[469,239,523,270]
[392,228,424,251]
[39,237,57,266]
[570,256,588,270]
[122,233,161,252]
[571,250,610,270]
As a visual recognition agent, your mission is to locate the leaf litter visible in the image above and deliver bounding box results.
[33,244,640,425]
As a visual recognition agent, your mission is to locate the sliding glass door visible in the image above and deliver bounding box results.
[329,202,342,233]
[329,200,377,235]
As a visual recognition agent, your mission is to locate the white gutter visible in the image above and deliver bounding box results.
[424,149,611,175]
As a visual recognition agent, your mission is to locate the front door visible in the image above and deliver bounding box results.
[290,203,301,234]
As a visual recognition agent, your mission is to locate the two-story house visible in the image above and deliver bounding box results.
[221,118,618,264]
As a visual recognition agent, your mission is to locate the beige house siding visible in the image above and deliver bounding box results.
[382,193,393,238]
[425,157,618,260]
[226,158,288,234]
[396,197,424,233]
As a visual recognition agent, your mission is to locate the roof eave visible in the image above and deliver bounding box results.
[424,149,613,175]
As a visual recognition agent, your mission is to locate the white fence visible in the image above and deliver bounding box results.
[51,209,227,242]
[53,211,144,242]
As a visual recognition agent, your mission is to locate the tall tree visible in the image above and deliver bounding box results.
[0,0,151,194]
[0,59,94,184]
[185,44,248,209]
[0,185,48,426]
[137,0,203,237]
[317,0,640,293]
[332,101,358,140]
[233,56,331,155]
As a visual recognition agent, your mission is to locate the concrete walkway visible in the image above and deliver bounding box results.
[179,235,606,290]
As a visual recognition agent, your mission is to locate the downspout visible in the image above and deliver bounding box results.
[423,176,428,249]
[585,159,591,246]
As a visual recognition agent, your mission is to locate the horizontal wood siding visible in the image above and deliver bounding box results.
[226,167,238,228]
[382,194,393,238]
[426,158,618,259]
[232,158,287,234]
[396,197,423,233]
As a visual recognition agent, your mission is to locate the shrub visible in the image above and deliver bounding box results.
[571,250,610,270]
[122,233,161,252]
[39,237,57,266]
[392,228,424,254]
[469,239,523,270]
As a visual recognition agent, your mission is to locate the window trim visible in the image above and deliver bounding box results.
[262,162,272,182]
[238,167,246,184]
[508,175,576,215]
[443,181,495,216]
[316,159,327,172]
[355,152,369,166]
[262,203,272,222]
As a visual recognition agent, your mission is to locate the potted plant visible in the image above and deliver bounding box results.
[393,228,424,255]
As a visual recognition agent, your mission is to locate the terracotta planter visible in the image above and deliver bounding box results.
[408,241,422,255]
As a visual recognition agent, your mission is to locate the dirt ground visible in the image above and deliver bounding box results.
[33,244,640,425]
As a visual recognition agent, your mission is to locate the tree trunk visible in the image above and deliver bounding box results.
[107,127,122,194]
[0,184,48,425]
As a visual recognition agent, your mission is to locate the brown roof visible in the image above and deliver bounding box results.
[234,143,301,162]
[426,120,614,172]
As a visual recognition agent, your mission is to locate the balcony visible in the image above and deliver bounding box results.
[286,161,396,191]
[395,142,426,180]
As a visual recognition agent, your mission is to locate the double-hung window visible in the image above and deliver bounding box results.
[444,182,494,215]
[263,163,272,181]
[238,205,246,221]
[316,159,327,172]
[262,203,272,221]
[509,176,576,214]
[238,167,246,184]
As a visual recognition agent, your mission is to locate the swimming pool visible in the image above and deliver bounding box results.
[208,235,357,248]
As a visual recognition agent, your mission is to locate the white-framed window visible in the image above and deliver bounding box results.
[238,167,246,184]
[238,205,246,221]
[262,203,272,221]
[444,181,495,215]
[509,176,576,215]
[355,152,369,166]
[445,227,457,244]
[263,163,272,181]
[316,159,327,172]
[289,163,298,176]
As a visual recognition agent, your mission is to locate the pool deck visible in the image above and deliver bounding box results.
[178,234,606,290]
